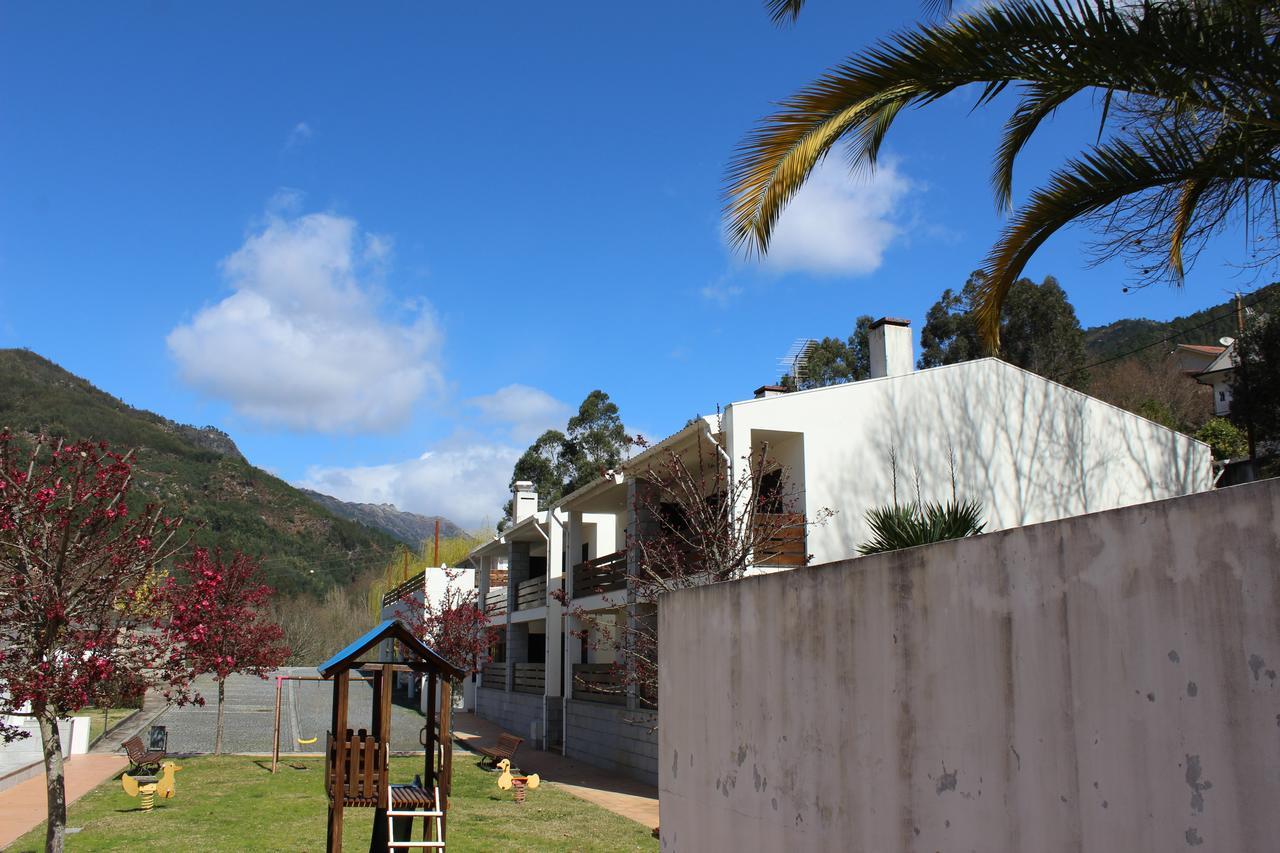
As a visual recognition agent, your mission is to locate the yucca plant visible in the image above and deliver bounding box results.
[857,499,986,555]
[729,0,1280,348]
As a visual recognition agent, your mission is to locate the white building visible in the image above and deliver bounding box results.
[379,563,477,711]
[1185,340,1238,417]
[467,318,1214,784]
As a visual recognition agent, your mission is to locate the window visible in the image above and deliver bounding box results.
[1220,391,1227,401]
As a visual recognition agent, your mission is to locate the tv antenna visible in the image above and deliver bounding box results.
[778,339,817,384]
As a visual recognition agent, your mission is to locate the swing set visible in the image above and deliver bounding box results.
[310,619,464,852]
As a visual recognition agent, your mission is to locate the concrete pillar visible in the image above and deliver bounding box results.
[626,479,660,712]
[545,510,565,699]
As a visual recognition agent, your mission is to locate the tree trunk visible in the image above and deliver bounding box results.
[214,679,225,755]
[37,710,66,853]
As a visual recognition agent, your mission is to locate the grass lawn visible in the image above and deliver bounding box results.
[74,708,138,746]
[10,752,657,852]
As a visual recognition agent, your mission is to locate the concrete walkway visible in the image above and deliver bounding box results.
[0,753,126,849]
[451,711,659,831]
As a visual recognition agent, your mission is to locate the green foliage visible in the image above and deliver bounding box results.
[919,271,1088,385]
[1195,417,1249,461]
[858,499,986,556]
[1084,283,1279,361]
[1232,311,1280,446]
[783,316,873,389]
[0,349,398,597]
[503,390,629,526]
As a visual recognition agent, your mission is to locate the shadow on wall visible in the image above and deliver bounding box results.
[822,360,1208,551]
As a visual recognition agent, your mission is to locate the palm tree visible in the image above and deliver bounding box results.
[857,499,986,555]
[728,0,1280,348]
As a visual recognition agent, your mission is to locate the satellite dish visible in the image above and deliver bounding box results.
[1219,336,1235,347]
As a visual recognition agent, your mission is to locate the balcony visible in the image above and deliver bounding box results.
[754,513,806,567]
[571,663,625,705]
[480,661,506,690]
[571,550,627,599]
[515,576,547,611]
[485,588,508,617]
[512,662,546,695]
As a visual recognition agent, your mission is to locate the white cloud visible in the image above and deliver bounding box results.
[299,437,520,531]
[285,121,312,149]
[167,209,442,432]
[465,384,570,443]
[757,156,915,276]
[700,274,744,306]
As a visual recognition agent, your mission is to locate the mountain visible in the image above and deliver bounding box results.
[1083,283,1279,362]
[0,348,400,596]
[299,489,463,548]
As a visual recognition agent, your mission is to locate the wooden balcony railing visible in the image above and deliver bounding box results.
[382,570,425,607]
[754,513,806,567]
[512,662,546,695]
[480,661,506,690]
[515,576,547,610]
[571,663,625,705]
[572,550,628,599]
[485,588,508,617]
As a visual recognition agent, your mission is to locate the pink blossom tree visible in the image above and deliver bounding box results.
[166,548,290,754]
[0,434,194,852]
[388,567,491,678]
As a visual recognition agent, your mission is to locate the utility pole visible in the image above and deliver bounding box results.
[1236,292,1258,464]
[433,518,440,566]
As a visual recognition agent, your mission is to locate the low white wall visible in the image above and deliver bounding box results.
[659,480,1280,852]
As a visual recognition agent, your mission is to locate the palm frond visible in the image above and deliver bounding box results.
[857,499,985,555]
[728,0,1280,347]
[765,0,806,26]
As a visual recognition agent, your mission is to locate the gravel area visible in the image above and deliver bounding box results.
[152,667,431,754]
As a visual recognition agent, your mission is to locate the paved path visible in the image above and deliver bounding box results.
[151,667,429,755]
[452,712,659,831]
[0,754,126,849]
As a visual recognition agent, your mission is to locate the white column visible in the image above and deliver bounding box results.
[544,510,565,699]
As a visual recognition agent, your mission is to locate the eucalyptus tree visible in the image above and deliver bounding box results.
[729,0,1280,347]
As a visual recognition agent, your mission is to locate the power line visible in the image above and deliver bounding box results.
[1054,285,1275,382]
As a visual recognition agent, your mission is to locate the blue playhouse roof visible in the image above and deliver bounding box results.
[316,618,463,679]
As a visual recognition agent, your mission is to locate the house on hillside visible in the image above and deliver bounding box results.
[1181,340,1239,417]
[464,317,1214,785]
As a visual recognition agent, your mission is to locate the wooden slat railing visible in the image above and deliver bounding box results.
[512,662,546,694]
[572,663,626,705]
[485,588,508,617]
[382,570,425,607]
[754,513,806,567]
[326,728,386,807]
[515,576,547,610]
[572,550,627,599]
[480,661,507,690]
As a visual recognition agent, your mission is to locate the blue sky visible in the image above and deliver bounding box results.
[0,1,1262,528]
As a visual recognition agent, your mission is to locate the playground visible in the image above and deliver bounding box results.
[5,754,658,852]
[151,666,428,755]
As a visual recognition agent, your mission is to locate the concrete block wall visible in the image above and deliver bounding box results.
[565,700,658,786]
[660,479,1280,852]
[475,687,543,744]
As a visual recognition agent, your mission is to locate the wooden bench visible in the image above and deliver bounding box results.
[474,733,523,768]
[123,735,166,773]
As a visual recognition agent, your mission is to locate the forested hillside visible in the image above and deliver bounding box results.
[0,348,399,595]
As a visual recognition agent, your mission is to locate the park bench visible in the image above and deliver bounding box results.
[475,732,523,768]
[123,735,166,773]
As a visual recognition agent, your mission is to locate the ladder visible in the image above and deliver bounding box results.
[385,786,445,850]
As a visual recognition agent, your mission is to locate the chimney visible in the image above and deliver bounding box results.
[512,480,538,523]
[754,384,788,399]
[868,317,913,379]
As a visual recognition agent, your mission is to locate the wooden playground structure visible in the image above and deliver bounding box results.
[317,620,464,852]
